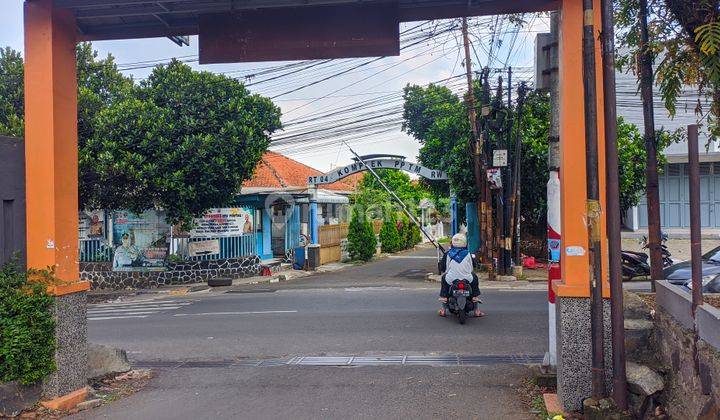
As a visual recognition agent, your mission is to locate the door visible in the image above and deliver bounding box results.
[271,203,288,256]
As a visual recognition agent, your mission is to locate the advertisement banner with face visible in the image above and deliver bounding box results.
[189,207,255,238]
[112,210,169,271]
[79,210,105,240]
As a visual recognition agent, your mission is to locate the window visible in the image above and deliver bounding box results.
[255,209,263,232]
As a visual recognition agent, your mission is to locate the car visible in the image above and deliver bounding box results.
[663,245,720,293]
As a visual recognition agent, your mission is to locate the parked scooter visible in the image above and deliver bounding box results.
[446,279,477,325]
[621,233,673,280]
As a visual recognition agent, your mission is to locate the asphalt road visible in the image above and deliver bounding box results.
[78,247,549,419]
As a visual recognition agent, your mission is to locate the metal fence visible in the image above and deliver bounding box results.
[172,234,257,261]
[81,234,257,263]
[79,238,113,262]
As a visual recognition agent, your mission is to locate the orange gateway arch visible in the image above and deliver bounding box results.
[24,0,614,411]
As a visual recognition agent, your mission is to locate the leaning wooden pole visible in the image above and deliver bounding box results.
[600,0,628,409]
[582,0,607,399]
[639,0,663,290]
[688,124,704,375]
[462,17,486,260]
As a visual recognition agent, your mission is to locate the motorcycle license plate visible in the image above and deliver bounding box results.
[454,290,470,297]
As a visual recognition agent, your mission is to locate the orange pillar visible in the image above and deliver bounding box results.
[24,0,82,284]
[553,0,613,411]
[554,0,609,299]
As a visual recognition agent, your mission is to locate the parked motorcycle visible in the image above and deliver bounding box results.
[621,233,673,280]
[446,279,477,324]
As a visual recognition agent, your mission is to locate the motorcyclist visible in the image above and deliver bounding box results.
[438,233,484,318]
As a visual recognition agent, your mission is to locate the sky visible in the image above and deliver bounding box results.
[0,2,548,172]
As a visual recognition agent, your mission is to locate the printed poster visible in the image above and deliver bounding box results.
[79,210,105,240]
[111,210,168,271]
[189,207,254,238]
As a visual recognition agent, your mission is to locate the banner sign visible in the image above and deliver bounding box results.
[308,159,448,185]
[112,210,168,271]
[79,210,105,240]
[189,207,254,238]
[486,168,503,189]
[189,239,221,257]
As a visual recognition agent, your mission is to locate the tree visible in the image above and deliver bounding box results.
[402,82,659,235]
[82,60,282,225]
[402,83,475,202]
[353,169,431,219]
[616,0,720,139]
[0,45,282,227]
[379,212,402,253]
[0,47,25,137]
[347,207,376,261]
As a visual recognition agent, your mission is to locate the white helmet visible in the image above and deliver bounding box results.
[451,233,467,248]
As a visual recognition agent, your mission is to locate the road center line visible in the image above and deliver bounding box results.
[173,310,298,317]
[88,315,149,321]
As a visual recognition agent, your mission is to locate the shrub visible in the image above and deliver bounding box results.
[0,263,56,385]
[379,212,403,253]
[396,215,422,250]
[347,207,376,262]
[406,222,422,248]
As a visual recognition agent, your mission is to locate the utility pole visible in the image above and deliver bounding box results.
[639,0,663,291]
[582,0,607,399]
[511,82,528,269]
[544,12,561,369]
[600,0,628,409]
[480,70,496,277]
[502,69,513,275]
[462,17,485,259]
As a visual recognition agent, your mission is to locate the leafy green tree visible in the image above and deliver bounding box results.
[379,212,402,253]
[402,81,659,235]
[347,207,376,261]
[615,0,720,138]
[0,46,281,227]
[83,60,281,226]
[352,169,431,221]
[0,47,25,137]
[402,83,475,202]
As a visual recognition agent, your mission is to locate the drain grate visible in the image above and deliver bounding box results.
[133,354,543,369]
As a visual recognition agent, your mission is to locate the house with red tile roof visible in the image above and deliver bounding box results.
[242,151,357,194]
[237,151,357,260]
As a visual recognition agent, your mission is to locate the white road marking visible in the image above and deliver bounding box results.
[88,307,179,314]
[387,256,439,259]
[173,310,298,317]
[90,302,192,309]
[88,300,194,320]
[88,315,149,321]
[89,311,157,316]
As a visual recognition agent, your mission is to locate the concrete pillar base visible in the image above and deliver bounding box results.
[42,292,88,400]
[555,297,613,411]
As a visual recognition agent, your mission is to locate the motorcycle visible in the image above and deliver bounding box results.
[621,233,673,280]
[446,279,477,325]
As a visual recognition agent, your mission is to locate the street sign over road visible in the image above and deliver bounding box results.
[308,158,448,185]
